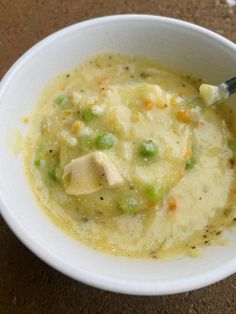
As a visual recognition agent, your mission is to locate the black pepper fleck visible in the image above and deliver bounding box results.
[129,184,134,190]
[229,158,235,168]
[100,197,104,200]
[49,149,52,153]
[140,72,150,79]
[192,246,196,249]
[66,74,70,78]
[81,216,88,223]
[216,231,222,235]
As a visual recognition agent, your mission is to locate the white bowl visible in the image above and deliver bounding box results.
[0,15,236,296]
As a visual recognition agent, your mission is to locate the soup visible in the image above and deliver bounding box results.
[25,53,236,259]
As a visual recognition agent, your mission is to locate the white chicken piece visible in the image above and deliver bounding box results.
[63,151,124,196]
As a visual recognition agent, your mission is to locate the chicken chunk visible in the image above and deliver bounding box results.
[93,152,124,187]
[63,151,124,196]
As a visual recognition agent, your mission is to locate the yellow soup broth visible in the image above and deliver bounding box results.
[25,53,236,259]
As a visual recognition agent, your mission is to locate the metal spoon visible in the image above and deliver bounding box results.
[199,76,236,107]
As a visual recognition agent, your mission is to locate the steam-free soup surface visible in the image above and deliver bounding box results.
[25,53,236,259]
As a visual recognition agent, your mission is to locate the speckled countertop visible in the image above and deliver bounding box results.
[1,1,236,313]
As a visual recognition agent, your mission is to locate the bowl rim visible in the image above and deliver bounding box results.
[1,14,236,296]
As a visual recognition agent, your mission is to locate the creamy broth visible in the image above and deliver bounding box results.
[25,53,236,259]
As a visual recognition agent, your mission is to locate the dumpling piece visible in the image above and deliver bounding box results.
[199,83,228,106]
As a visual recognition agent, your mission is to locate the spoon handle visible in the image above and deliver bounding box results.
[225,76,236,95]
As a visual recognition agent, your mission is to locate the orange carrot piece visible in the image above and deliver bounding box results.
[168,200,177,211]
[147,202,156,209]
[96,76,109,85]
[171,97,177,105]
[144,100,154,111]
[60,84,67,91]
[230,187,236,194]
[109,116,117,124]
[177,110,192,124]
[184,150,192,158]
[71,120,81,133]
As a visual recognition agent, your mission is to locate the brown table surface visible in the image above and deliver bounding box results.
[1,1,236,313]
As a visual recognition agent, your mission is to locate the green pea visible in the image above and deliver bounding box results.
[80,108,95,122]
[48,169,57,181]
[228,139,236,151]
[34,159,45,168]
[34,159,41,167]
[55,95,69,108]
[119,198,140,214]
[140,140,158,158]
[146,184,164,203]
[185,156,195,170]
[95,133,115,150]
